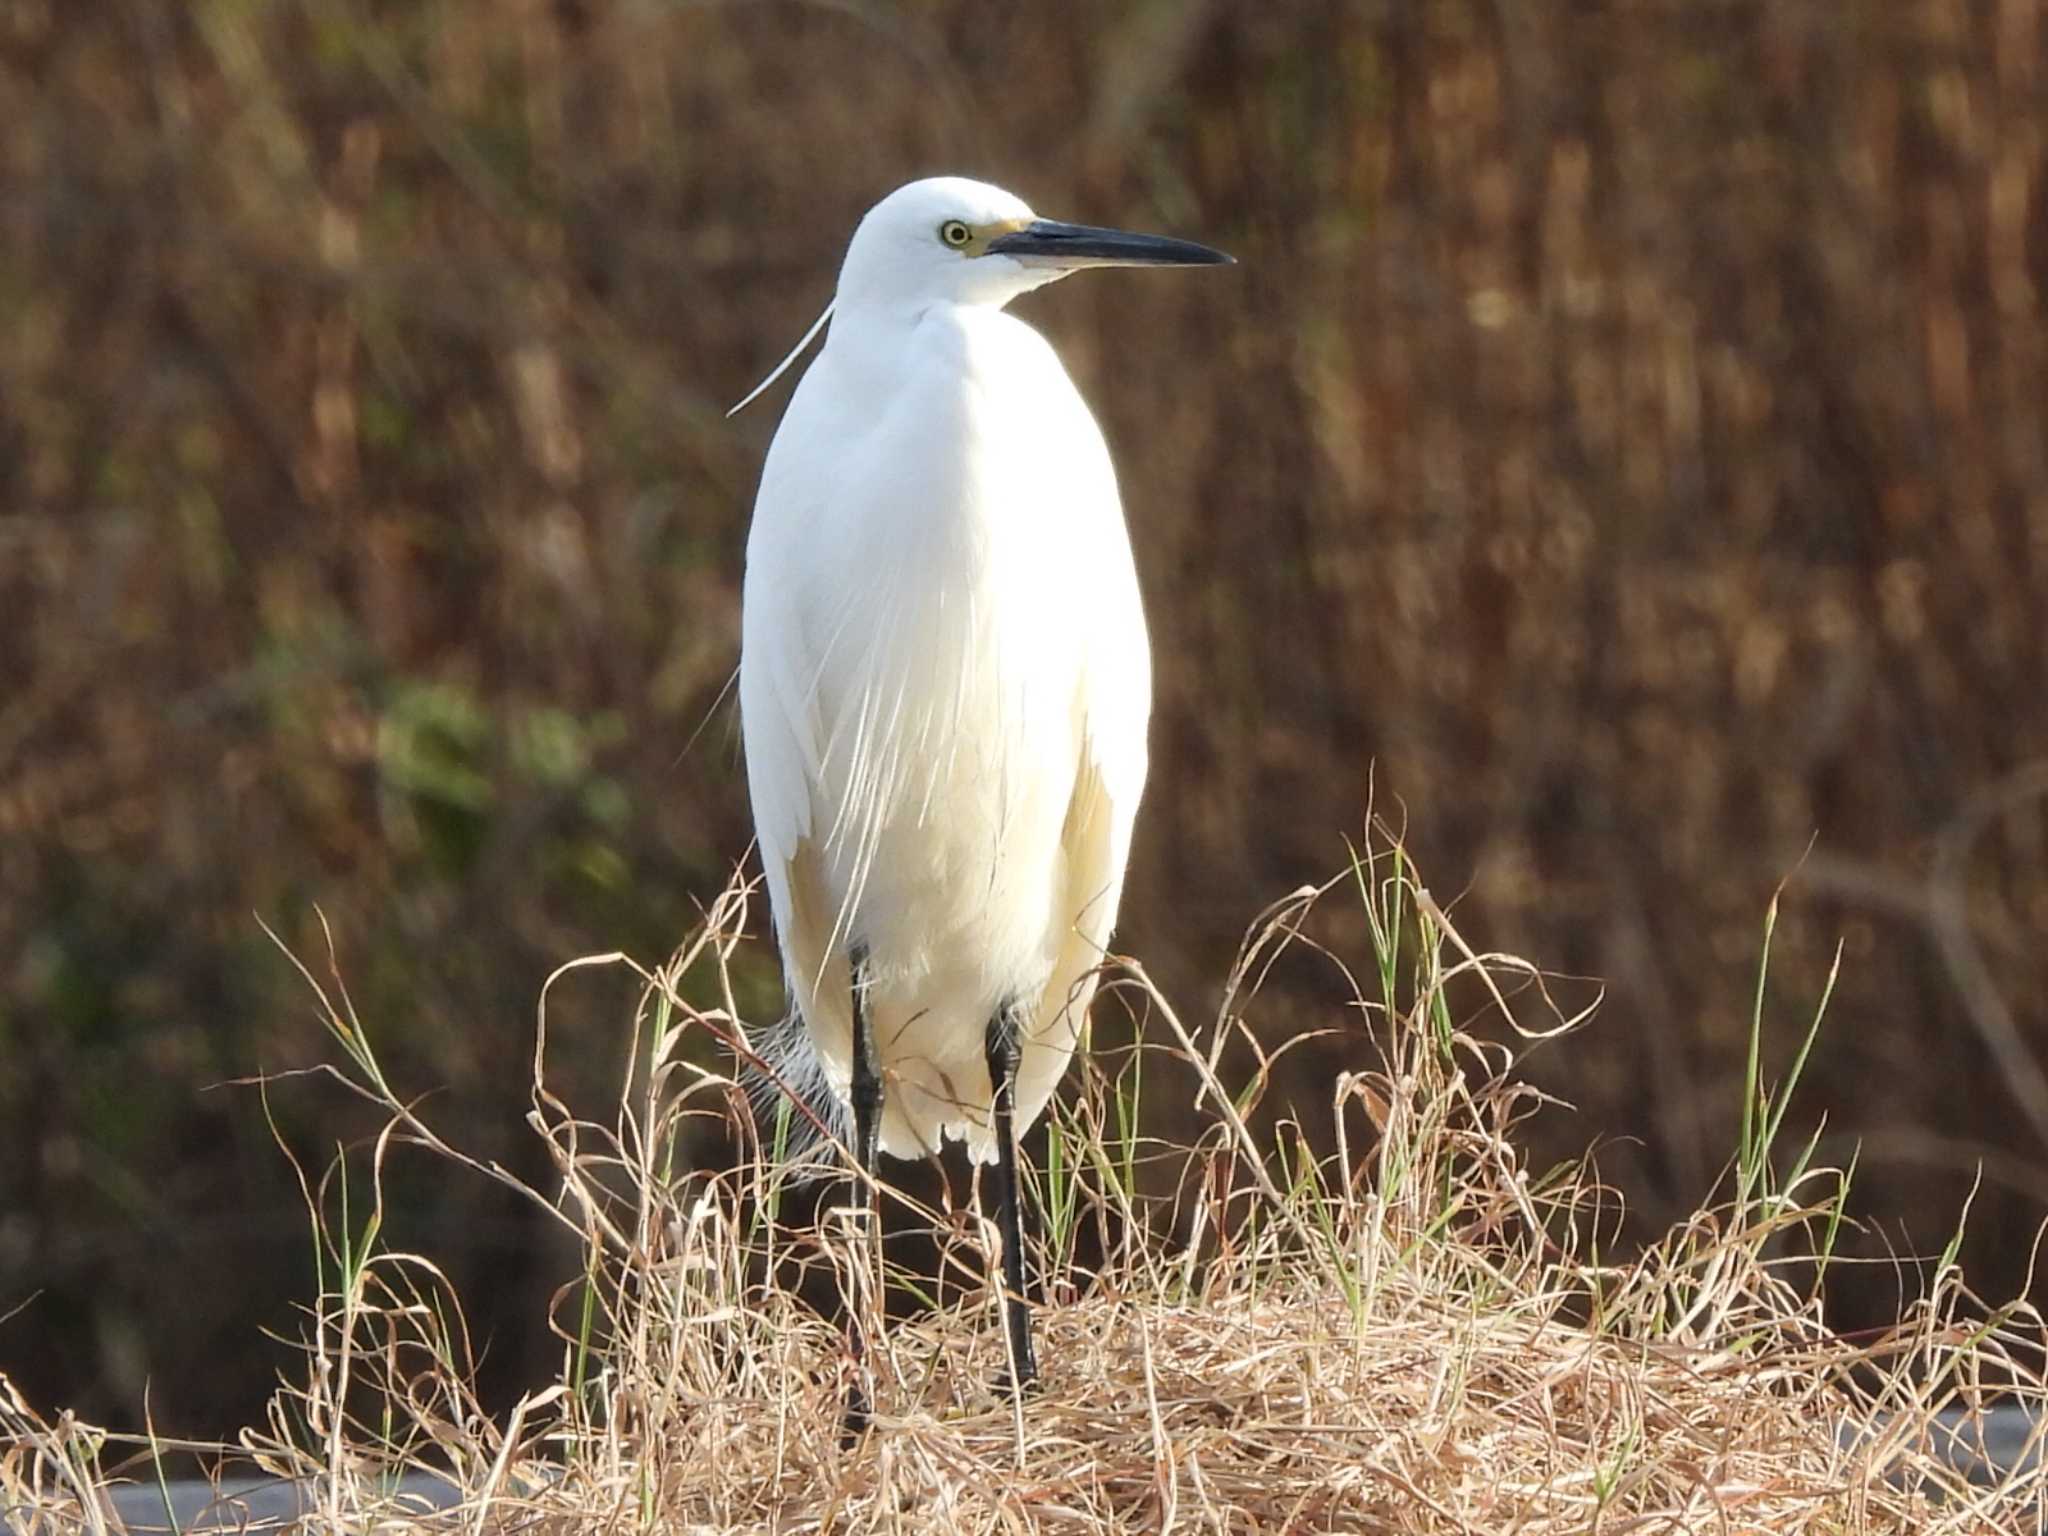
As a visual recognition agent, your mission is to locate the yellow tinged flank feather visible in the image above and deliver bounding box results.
[780,836,850,1032]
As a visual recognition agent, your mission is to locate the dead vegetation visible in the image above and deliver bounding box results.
[3,838,2044,1532]
[10,5,2048,1426]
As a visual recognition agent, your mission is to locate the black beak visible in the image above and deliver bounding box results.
[986,218,1234,268]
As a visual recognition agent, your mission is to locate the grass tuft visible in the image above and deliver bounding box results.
[4,836,2044,1532]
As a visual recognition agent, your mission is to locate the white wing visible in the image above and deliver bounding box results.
[738,353,861,1130]
[1008,443,1150,1141]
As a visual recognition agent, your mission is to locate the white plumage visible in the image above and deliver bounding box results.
[741,176,1229,1159]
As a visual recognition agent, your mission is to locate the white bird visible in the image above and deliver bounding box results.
[736,176,1230,1412]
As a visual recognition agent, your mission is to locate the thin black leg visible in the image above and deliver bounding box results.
[984,1007,1038,1393]
[843,943,881,1441]
[849,948,882,1184]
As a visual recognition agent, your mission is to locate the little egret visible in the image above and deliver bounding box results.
[735,176,1230,1421]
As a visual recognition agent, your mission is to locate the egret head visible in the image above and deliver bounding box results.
[836,176,1232,313]
[726,177,1231,416]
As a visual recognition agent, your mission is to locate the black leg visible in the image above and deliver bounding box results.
[984,1007,1039,1393]
[843,943,881,1441]
[849,948,883,1184]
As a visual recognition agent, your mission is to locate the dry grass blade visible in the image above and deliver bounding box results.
[3,837,2043,1533]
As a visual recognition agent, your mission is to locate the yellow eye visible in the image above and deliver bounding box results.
[939,219,972,248]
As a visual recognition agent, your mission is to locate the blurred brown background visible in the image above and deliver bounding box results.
[4,0,2045,1435]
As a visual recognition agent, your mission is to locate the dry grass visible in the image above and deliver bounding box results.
[4,836,2044,1533]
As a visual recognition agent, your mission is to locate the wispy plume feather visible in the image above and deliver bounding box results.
[726,299,834,418]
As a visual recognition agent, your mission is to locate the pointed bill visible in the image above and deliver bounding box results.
[986,219,1233,270]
